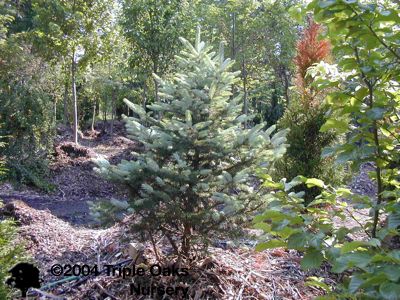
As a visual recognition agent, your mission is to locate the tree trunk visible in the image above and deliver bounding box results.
[181,223,192,258]
[110,87,116,135]
[242,59,248,128]
[103,99,107,131]
[63,79,69,126]
[280,65,290,105]
[54,99,57,125]
[71,49,78,145]
[152,61,162,119]
[103,105,107,122]
[232,12,236,60]
[91,99,96,132]
[142,82,147,110]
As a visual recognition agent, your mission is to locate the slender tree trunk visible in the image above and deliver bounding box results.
[369,87,383,238]
[181,223,192,258]
[142,82,147,110]
[103,98,107,130]
[63,79,69,126]
[232,12,236,59]
[354,47,383,238]
[91,98,97,132]
[153,62,162,119]
[110,87,116,135]
[54,99,57,125]
[71,49,78,145]
[281,66,290,105]
[242,59,248,128]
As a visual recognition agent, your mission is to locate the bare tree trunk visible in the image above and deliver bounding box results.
[152,61,162,119]
[91,99,96,132]
[279,65,290,105]
[71,49,78,145]
[232,12,236,59]
[181,223,192,259]
[63,79,69,126]
[54,99,57,125]
[142,82,147,110]
[103,99,107,130]
[110,87,116,135]
[242,59,248,128]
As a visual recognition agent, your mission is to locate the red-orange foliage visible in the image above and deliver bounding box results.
[294,21,331,93]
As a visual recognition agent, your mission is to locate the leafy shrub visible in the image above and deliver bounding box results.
[256,1,400,299]
[255,175,400,299]
[0,43,55,191]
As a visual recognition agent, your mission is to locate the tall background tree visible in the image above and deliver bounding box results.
[196,0,300,126]
[32,0,111,144]
[120,0,195,110]
[0,0,57,189]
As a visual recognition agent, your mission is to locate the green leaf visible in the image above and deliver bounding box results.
[306,178,325,188]
[305,277,331,291]
[379,282,400,300]
[321,146,336,158]
[332,253,372,273]
[366,107,386,120]
[382,265,400,282]
[388,212,400,229]
[319,0,336,8]
[320,119,348,133]
[301,249,324,270]
[253,222,271,232]
[255,240,286,251]
[341,241,368,254]
[349,274,364,293]
[288,232,307,250]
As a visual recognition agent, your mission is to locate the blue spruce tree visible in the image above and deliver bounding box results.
[94,29,288,258]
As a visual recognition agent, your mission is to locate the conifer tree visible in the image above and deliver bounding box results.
[274,21,345,204]
[94,29,288,258]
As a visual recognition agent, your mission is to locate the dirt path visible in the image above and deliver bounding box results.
[0,122,139,225]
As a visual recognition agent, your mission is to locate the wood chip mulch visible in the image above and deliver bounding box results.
[3,201,324,300]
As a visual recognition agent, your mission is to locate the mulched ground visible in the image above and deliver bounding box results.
[0,122,137,225]
[3,200,323,300]
[0,121,379,299]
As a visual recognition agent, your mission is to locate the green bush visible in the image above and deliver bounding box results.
[0,45,55,191]
[274,98,345,204]
[256,1,400,299]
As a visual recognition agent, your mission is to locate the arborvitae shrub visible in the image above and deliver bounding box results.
[273,21,345,204]
[94,30,288,258]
